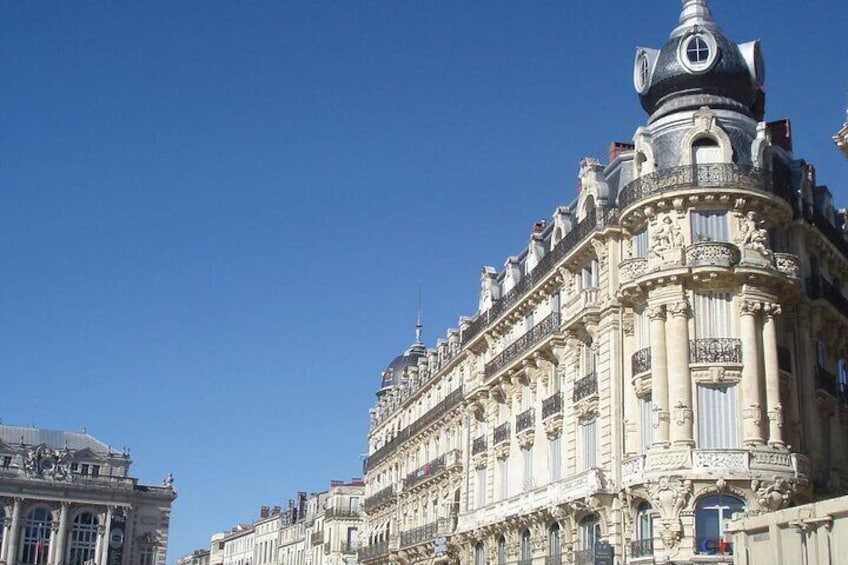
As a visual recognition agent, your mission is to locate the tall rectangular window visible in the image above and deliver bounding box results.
[522,447,534,489]
[637,309,651,349]
[691,210,729,243]
[640,396,653,453]
[634,229,649,258]
[697,384,739,448]
[497,458,509,499]
[548,436,561,481]
[582,418,598,470]
[693,292,734,338]
[476,468,487,508]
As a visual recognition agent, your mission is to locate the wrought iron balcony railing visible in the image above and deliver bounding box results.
[324,507,362,519]
[631,347,651,375]
[400,522,438,548]
[808,208,848,260]
[816,365,838,397]
[515,408,535,433]
[310,531,324,545]
[573,372,598,402]
[363,485,395,512]
[494,422,510,445]
[618,164,780,210]
[358,540,389,561]
[405,451,457,490]
[778,346,792,373]
[485,312,561,379]
[472,435,488,456]
[689,338,742,364]
[807,276,848,319]
[462,209,603,347]
[364,385,464,473]
[630,538,653,559]
[542,392,563,420]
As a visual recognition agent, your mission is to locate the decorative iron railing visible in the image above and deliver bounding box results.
[363,485,395,512]
[400,522,438,548]
[494,422,510,445]
[777,346,792,373]
[325,507,362,519]
[310,531,324,545]
[358,541,389,561]
[807,276,848,319]
[462,209,602,347]
[573,372,598,402]
[689,338,743,364]
[816,365,838,397]
[618,164,779,210]
[808,208,848,260]
[364,386,464,473]
[485,312,561,379]
[515,408,535,433]
[405,454,446,489]
[631,347,652,375]
[472,435,487,456]
[630,538,653,558]
[542,392,563,420]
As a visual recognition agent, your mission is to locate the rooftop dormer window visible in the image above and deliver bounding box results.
[679,30,717,74]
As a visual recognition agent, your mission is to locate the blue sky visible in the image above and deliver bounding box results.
[0,0,845,561]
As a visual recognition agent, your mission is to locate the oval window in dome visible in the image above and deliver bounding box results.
[679,31,717,74]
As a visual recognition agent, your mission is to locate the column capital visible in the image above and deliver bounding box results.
[763,302,782,317]
[667,300,691,318]
[648,305,666,321]
[739,299,762,315]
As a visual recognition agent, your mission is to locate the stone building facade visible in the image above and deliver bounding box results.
[0,425,175,565]
[360,2,848,564]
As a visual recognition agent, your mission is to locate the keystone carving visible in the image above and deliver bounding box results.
[752,477,794,512]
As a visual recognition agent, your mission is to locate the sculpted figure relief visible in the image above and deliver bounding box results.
[650,215,684,255]
[735,211,770,255]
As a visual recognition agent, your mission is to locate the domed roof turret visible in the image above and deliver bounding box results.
[377,311,426,396]
[634,0,765,121]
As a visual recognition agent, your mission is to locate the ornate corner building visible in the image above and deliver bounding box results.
[0,424,176,565]
[360,2,848,564]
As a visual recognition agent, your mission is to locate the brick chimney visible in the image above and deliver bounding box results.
[608,141,635,163]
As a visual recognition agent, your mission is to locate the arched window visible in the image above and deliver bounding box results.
[68,512,99,565]
[692,137,722,166]
[496,536,506,565]
[520,530,532,565]
[632,502,654,558]
[695,495,745,555]
[21,507,52,565]
[579,514,601,552]
[474,542,485,565]
[548,523,561,562]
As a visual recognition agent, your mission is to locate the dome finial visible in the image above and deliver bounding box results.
[672,0,719,38]
[414,282,423,345]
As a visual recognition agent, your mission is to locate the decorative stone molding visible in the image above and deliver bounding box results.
[543,415,563,439]
[678,107,734,166]
[734,211,771,259]
[618,257,649,283]
[645,450,689,472]
[647,476,693,521]
[473,453,488,470]
[23,444,71,481]
[647,305,666,321]
[692,449,747,472]
[685,241,740,268]
[666,300,690,318]
[494,442,510,461]
[774,253,801,278]
[517,430,535,449]
[752,477,794,512]
[649,215,685,256]
[672,402,693,427]
[763,302,782,317]
[738,299,762,315]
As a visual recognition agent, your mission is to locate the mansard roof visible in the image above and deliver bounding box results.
[0,424,112,454]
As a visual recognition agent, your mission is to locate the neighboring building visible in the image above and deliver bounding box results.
[0,424,176,565]
[360,1,848,564]
[254,507,282,565]
[208,533,226,565]
[176,549,210,565]
[835,109,848,159]
[278,492,319,565]
[308,480,364,565]
[726,495,848,564]
[221,525,254,565]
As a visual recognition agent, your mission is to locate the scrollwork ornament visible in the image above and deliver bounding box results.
[763,302,783,317]
[667,300,690,318]
[738,299,762,315]
[647,305,666,321]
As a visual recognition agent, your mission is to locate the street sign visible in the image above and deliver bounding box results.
[594,541,613,565]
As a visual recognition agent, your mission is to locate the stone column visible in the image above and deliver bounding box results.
[740,300,765,447]
[6,497,23,565]
[763,303,784,448]
[53,502,70,565]
[649,305,670,447]
[95,507,111,565]
[667,300,694,447]
[622,317,639,456]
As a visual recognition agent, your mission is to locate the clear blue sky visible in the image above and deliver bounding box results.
[0,1,845,561]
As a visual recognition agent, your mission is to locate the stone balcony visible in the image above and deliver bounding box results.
[631,338,742,379]
[456,468,608,533]
[620,449,810,487]
[617,164,791,217]
[618,243,800,290]
[404,449,463,491]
